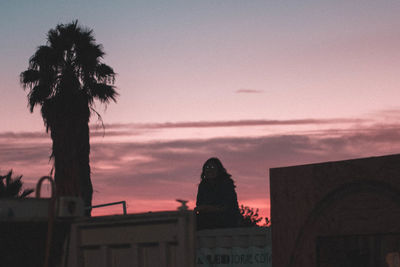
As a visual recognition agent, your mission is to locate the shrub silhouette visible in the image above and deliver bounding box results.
[0,170,34,198]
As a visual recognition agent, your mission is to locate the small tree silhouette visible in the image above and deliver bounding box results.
[240,205,264,227]
[0,170,34,198]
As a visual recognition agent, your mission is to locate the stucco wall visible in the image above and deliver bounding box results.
[270,154,400,267]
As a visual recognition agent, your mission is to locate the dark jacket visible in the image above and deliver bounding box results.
[196,177,241,230]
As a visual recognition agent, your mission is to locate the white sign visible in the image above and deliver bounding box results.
[196,246,271,267]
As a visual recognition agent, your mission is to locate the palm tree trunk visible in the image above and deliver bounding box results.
[51,94,92,216]
[78,122,93,216]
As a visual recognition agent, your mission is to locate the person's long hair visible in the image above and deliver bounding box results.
[200,157,234,185]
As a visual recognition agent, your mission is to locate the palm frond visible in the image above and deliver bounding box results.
[20,189,34,199]
[5,171,12,187]
[28,84,51,112]
[76,43,104,72]
[6,178,23,197]
[91,83,118,103]
[41,98,56,131]
[0,174,5,193]
[20,69,41,88]
[77,28,95,44]
[55,21,78,52]
[95,64,115,83]
[29,45,56,69]
[47,28,59,47]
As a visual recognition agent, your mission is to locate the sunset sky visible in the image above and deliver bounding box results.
[1,0,400,219]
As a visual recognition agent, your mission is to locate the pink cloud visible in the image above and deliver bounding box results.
[235,89,264,94]
[0,131,48,139]
[100,117,366,131]
[3,117,400,220]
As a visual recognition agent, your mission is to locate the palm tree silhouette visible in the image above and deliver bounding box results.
[0,170,34,198]
[20,21,117,215]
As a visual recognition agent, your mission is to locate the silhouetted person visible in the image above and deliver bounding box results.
[195,157,242,230]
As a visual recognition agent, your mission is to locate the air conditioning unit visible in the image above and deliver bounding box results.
[57,197,84,217]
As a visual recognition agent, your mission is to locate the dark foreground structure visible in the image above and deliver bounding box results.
[270,154,400,267]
